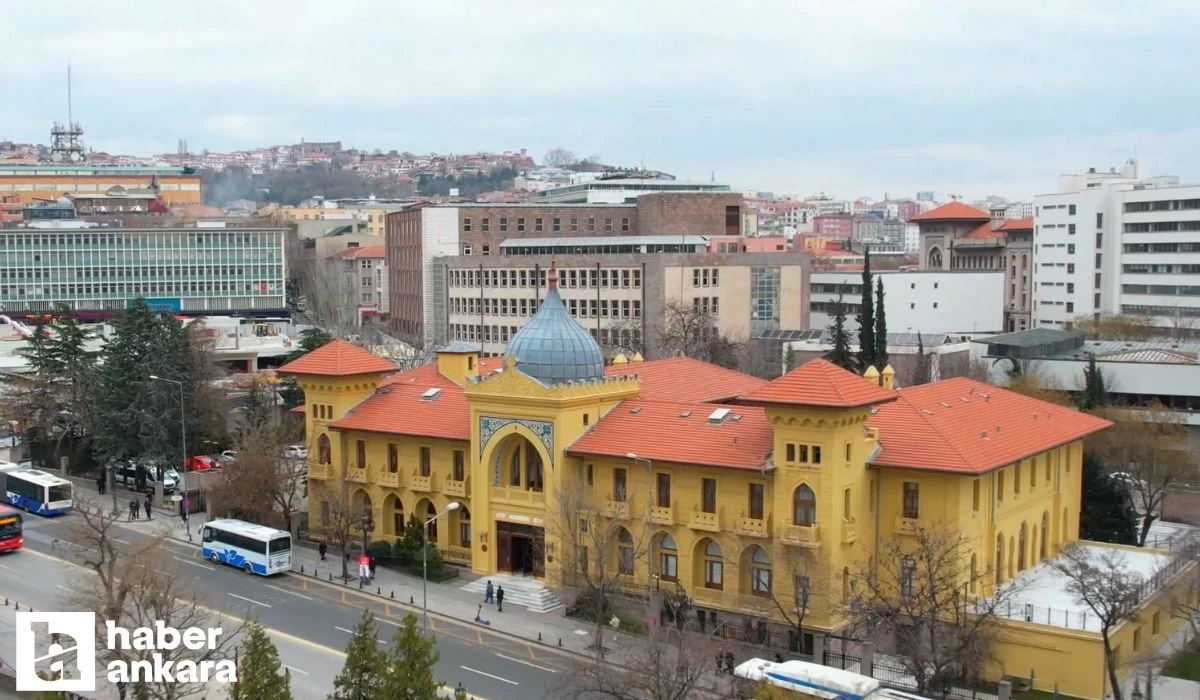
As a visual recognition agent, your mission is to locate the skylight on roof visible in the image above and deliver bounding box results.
[679,411,692,418]
[420,388,441,402]
[708,407,731,424]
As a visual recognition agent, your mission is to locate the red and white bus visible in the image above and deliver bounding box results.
[0,504,24,552]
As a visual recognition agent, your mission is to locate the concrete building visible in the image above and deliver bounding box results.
[808,270,1004,336]
[1000,218,1035,332]
[334,245,388,325]
[812,214,852,238]
[1032,163,1200,334]
[0,164,202,205]
[433,252,810,357]
[778,330,974,387]
[851,215,883,243]
[386,193,746,347]
[536,177,730,204]
[0,224,286,319]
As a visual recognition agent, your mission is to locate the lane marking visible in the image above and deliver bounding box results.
[378,617,401,626]
[0,563,15,571]
[284,664,310,676]
[494,653,557,673]
[227,592,271,608]
[112,538,132,545]
[55,584,71,592]
[460,665,518,685]
[172,556,210,570]
[265,584,313,601]
[334,626,384,644]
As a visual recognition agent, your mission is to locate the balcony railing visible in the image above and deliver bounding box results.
[308,463,330,480]
[346,466,369,483]
[688,508,722,532]
[692,586,725,605]
[841,519,857,544]
[780,523,821,548]
[377,470,400,488]
[410,472,432,492]
[604,500,631,520]
[650,503,675,526]
[735,514,770,538]
[444,476,469,498]
[494,487,545,506]
[445,545,472,565]
[894,515,919,535]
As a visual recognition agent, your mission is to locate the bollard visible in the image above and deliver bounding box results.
[410,595,414,604]
[377,587,381,595]
[558,637,562,647]
[358,579,363,589]
[300,565,305,574]
[390,590,395,599]
[538,632,542,642]
[328,572,333,581]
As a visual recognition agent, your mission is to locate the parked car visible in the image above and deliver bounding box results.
[219,450,237,465]
[185,455,219,472]
[111,460,179,494]
[282,445,307,460]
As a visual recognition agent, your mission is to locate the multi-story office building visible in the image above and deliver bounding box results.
[0,165,202,205]
[1032,163,1200,333]
[332,244,388,325]
[386,193,745,347]
[0,224,286,319]
[1001,218,1034,332]
[433,251,809,357]
[535,177,731,204]
[808,270,1004,336]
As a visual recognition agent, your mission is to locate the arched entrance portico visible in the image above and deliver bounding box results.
[479,427,552,578]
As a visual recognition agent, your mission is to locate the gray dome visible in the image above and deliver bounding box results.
[506,269,605,385]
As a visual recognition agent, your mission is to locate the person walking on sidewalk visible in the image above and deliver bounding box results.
[319,542,327,561]
[484,580,494,604]
[96,473,106,496]
[368,555,376,581]
[496,586,505,612]
[128,499,138,521]
[143,493,153,520]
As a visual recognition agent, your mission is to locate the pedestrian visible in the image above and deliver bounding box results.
[319,542,327,561]
[143,493,153,520]
[496,586,504,612]
[96,474,106,495]
[368,555,377,580]
[484,580,494,604]
[128,499,138,521]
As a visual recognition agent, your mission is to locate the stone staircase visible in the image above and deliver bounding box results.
[460,574,565,614]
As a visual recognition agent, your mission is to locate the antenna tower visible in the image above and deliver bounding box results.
[49,63,86,163]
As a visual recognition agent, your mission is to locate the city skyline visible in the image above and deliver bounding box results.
[2,0,1197,199]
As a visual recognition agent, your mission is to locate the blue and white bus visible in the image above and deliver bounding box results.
[0,466,73,516]
[201,519,291,576]
[734,658,931,700]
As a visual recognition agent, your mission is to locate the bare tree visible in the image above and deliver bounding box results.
[1052,545,1147,700]
[657,301,744,369]
[1089,404,1198,546]
[208,425,307,532]
[66,496,240,699]
[321,483,365,581]
[1165,304,1200,342]
[542,147,579,167]
[758,548,829,656]
[848,527,1019,695]
[1071,313,1157,342]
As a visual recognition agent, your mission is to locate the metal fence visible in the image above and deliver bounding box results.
[870,656,999,700]
[823,649,862,671]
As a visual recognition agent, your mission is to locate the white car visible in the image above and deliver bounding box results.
[283,445,308,460]
[220,450,238,464]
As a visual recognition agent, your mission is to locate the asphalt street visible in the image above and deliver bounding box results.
[6,509,570,699]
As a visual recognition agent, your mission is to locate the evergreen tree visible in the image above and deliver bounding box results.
[280,328,335,408]
[826,291,857,372]
[913,332,932,385]
[873,276,888,372]
[379,613,442,699]
[856,247,875,371]
[1079,453,1137,545]
[330,610,388,700]
[231,621,292,700]
[1080,353,1107,411]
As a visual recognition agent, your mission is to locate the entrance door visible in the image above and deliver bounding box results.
[497,530,512,572]
[533,530,545,577]
[511,535,533,575]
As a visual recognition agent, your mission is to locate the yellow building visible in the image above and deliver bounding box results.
[281,265,1195,700]
[0,165,202,205]
[275,205,392,236]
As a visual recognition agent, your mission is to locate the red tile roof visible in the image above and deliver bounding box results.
[997,217,1034,231]
[568,400,773,470]
[336,245,386,259]
[330,358,502,439]
[961,221,1006,240]
[866,377,1112,474]
[606,357,767,403]
[740,359,897,408]
[277,339,399,377]
[910,201,991,222]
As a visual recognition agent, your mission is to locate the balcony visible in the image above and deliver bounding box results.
[494,487,545,506]
[377,470,400,488]
[735,515,770,538]
[650,503,675,526]
[345,466,369,483]
[780,523,821,548]
[444,545,472,566]
[603,500,630,520]
[894,515,919,535]
[444,476,469,498]
[308,463,330,480]
[410,472,432,492]
[841,519,857,544]
[692,586,725,605]
[688,508,722,532]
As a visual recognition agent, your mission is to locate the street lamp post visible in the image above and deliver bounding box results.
[360,506,373,558]
[149,375,190,541]
[424,501,460,632]
[626,452,654,606]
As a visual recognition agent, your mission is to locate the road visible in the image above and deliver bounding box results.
[6,510,570,699]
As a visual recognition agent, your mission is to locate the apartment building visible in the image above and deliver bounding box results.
[1032,162,1200,333]
[808,270,1004,336]
[386,192,745,347]
[333,245,389,325]
[432,252,809,357]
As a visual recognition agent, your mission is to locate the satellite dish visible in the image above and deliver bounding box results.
[69,151,82,162]
[50,152,63,162]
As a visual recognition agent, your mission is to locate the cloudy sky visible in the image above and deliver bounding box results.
[2,0,1197,199]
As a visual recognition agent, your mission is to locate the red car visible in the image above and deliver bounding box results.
[184,455,219,472]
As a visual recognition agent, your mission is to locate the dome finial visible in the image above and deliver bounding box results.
[547,261,559,290]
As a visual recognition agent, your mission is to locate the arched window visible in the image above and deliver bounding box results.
[995,533,1004,585]
[425,501,438,543]
[509,448,521,487]
[1062,507,1069,543]
[750,547,772,594]
[617,528,634,575]
[1018,522,1028,571]
[703,540,724,590]
[317,434,331,465]
[793,485,816,526]
[658,534,678,581]
[928,247,943,269]
[389,497,405,537]
[970,553,978,594]
[1008,536,1016,579]
[1040,511,1050,559]
[458,506,471,547]
[842,566,851,602]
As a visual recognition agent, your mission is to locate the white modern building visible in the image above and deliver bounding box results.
[1032,162,1200,334]
[808,270,1004,336]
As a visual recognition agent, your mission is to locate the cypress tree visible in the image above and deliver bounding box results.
[873,276,888,372]
[330,610,388,700]
[856,247,875,371]
[914,332,932,385]
[826,291,857,372]
[1080,353,1107,411]
[1079,453,1137,545]
[379,613,442,699]
[231,621,292,700]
